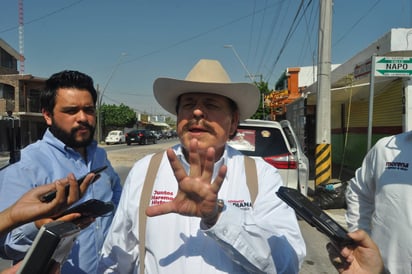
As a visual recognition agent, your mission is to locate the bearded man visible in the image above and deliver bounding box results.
[0,70,122,274]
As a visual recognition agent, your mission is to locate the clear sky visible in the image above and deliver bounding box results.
[1,0,411,117]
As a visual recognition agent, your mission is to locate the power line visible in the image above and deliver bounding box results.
[256,0,286,75]
[333,0,382,46]
[266,0,313,83]
[0,0,86,34]
[121,3,280,66]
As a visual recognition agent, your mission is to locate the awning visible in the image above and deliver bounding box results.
[149,121,171,128]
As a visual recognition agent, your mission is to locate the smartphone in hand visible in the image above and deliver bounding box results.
[56,199,115,219]
[276,186,354,246]
[40,166,108,203]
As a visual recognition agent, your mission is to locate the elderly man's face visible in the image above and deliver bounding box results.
[176,93,239,158]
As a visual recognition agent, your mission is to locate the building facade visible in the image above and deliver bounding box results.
[300,28,412,171]
[0,38,47,153]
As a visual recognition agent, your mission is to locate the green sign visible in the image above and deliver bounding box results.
[375,57,412,77]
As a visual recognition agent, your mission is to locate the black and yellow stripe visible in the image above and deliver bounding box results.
[315,144,331,186]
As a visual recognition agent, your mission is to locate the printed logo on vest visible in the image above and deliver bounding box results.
[149,191,253,210]
[228,199,252,210]
[385,161,409,171]
[151,190,174,205]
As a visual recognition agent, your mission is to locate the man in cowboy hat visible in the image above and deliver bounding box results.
[98,59,306,273]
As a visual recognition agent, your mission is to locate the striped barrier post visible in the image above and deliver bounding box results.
[315,143,331,186]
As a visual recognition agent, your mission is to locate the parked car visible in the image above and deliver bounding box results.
[125,129,157,145]
[151,130,163,140]
[227,119,309,196]
[105,130,125,145]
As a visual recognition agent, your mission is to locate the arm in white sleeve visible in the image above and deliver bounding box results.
[203,202,302,274]
[345,147,377,234]
[98,171,138,274]
[203,161,305,274]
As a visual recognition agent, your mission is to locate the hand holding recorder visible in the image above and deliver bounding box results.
[0,173,92,236]
[327,229,385,274]
[276,187,387,273]
[276,186,354,246]
[35,166,107,229]
[40,166,108,203]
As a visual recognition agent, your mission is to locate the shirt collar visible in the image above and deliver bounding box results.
[173,144,229,174]
[43,128,98,160]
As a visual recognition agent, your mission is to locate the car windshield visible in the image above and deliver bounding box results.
[230,126,289,157]
[109,132,118,136]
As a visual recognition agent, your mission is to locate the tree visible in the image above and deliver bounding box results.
[165,116,176,128]
[99,103,136,134]
[250,81,270,120]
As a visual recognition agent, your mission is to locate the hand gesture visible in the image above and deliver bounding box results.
[146,139,226,225]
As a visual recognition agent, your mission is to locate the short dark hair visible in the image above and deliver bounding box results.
[41,70,97,114]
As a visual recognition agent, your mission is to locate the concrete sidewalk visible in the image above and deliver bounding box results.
[307,163,355,229]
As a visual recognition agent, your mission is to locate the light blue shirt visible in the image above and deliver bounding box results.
[0,129,122,274]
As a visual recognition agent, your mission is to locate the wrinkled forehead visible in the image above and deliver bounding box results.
[178,92,231,104]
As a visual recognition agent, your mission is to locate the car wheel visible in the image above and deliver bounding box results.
[106,142,109,145]
[126,142,131,146]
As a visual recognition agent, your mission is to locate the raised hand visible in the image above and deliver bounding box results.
[146,139,226,224]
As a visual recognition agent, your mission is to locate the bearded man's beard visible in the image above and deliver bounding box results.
[49,120,95,148]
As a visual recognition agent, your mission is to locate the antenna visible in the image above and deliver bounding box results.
[18,0,25,74]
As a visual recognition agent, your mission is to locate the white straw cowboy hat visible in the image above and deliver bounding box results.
[153,59,260,121]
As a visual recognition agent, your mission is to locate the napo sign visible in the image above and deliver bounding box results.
[374,56,412,77]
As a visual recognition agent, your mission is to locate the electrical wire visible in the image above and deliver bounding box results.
[256,0,287,76]
[333,0,382,47]
[266,0,313,83]
[0,0,87,34]
[297,0,317,66]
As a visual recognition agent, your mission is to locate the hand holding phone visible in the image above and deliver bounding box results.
[276,186,354,246]
[40,166,108,203]
[56,199,115,219]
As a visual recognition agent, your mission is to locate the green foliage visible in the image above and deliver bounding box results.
[165,116,176,128]
[100,103,137,129]
[250,81,270,120]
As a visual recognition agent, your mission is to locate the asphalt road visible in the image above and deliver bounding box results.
[0,139,345,273]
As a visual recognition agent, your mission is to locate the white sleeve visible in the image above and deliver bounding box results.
[98,162,142,273]
[203,161,306,273]
[345,146,378,234]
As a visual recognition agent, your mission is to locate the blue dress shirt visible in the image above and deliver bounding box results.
[0,129,122,274]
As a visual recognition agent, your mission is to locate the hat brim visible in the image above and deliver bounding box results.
[153,77,260,121]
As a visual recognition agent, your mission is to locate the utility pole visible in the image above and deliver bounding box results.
[315,0,333,187]
[224,45,254,82]
[96,53,126,143]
